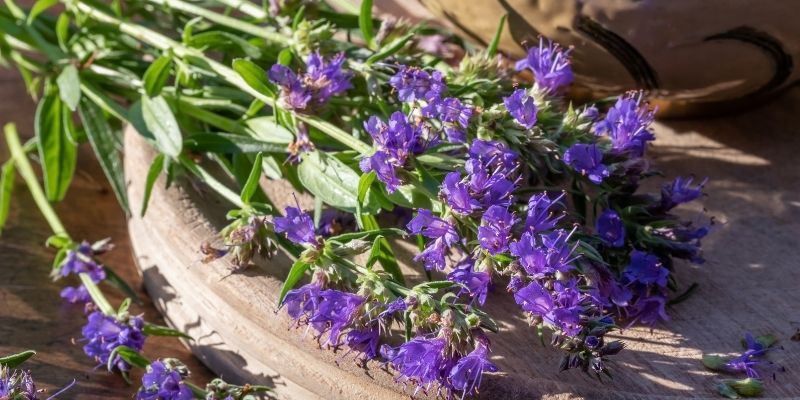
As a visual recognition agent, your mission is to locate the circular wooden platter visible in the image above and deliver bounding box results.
[124,87,800,400]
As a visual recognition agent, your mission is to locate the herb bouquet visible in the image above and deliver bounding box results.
[0,0,711,398]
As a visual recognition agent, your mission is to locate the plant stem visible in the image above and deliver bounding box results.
[4,123,115,315]
[210,0,267,19]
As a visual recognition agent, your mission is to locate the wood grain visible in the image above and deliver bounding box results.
[126,88,800,398]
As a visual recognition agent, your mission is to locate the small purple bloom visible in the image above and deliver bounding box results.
[389,66,446,102]
[361,112,430,191]
[525,192,564,232]
[624,251,669,287]
[503,88,538,129]
[136,360,193,400]
[360,151,403,193]
[81,311,146,372]
[60,242,107,283]
[514,280,583,336]
[510,229,578,276]
[407,210,459,270]
[309,289,364,346]
[722,333,776,378]
[464,159,516,209]
[447,260,491,305]
[478,205,518,255]
[564,143,609,184]
[441,172,480,215]
[596,209,625,247]
[468,140,518,174]
[268,52,352,112]
[585,336,601,349]
[447,341,498,396]
[282,283,322,322]
[345,326,380,360]
[60,285,91,304]
[660,176,707,211]
[273,206,319,247]
[0,367,39,400]
[627,294,670,327]
[593,93,655,157]
[423,97,473,128]
[652,222,709,263]
[515,38,574,92]
[379,298,408,320]
[382,336,447,388]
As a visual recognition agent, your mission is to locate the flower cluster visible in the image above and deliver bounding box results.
[136,360,193,400]
[81,311,146,372]
[0,366,39,399]
[268,52,352,112]
[58,241,110,304]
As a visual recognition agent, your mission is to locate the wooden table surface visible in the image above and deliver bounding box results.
[0,68,213,396]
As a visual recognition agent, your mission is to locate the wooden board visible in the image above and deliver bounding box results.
[125,88,800,399]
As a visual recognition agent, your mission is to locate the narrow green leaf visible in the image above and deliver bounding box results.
[361,214,403,284]
[107,345,149,371]
[487,15,507,57]
[56,65,81,111]
[188,31,262,59]
[140,153,165,217]
[55,14,70,50]
[183,133,287,154]
[116,297,131,316]
[0,160,15,234]
[240,152,263,203]
[142,55,173,97]
[103,266,142,304]
[327,228,405,243]
[245,116,295,143]
[35,93,77,202]
[278,259,310,304]
[78,99,129,215]
[359,0,375,48]
[27,0,58,24]
[140,95,182,157]
[366,33,414,65]
[277,48,293,66]
[143,322,193,340]
[232,58,275,97]
[0,350,35,368]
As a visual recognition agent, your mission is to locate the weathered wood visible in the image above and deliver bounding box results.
[126,88,800,399]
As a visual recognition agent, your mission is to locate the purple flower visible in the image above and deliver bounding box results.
[652,222,709,263]
[381,337,447,388]
[447,341,498,396]
[624,251,669,287]
[464,159,516,209]
[722,333,776,378]
[0,367,39,399]
[515,38,574,92]
[287,123,315,164]
[596,209,625,247]
[441,172,480,215]
[308,290,364,346]
[81,311,146,372]
[564,143,609,184]
[503,88,538,129]
[514,281,583,336]
[361,112,430,192]
[423,97,473,128]
[660,176,707,211]
[379,298,407,320]
[586,263,632,308]
[478,205,518,255]
[282,283,322,322]
[273,206,319,247]
[593,93,655,157]
[360,151,403,192]
[136,360,193,400]
[468,140,518,174]
[344,326,380,360]
[389,66,446,102]
[407,210,459,270]
[60,242,107,283]
[447,260,491,305]
[60,285,91,304]
[509,229,578,276]
[627,294,670,327]
[525,192,564,232]
[268,52,352,111]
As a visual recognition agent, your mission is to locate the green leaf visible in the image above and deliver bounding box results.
[27,0,58,24]
[184,133,287,154]
[232,58,276,97]
[103,266,142,304]
[327,228,406,243]
[298,151,379,213]
[56,64,81,111]
[143,322,193,339]
[245,116,294,143]
[140,153,165,217]
[0,160,15,235]
[366,33,414,65]
[277,48,293,66]
[142,55,173,97]
[35,93,77,202]
[278,259,310,304]
[487,15,507,57]
[359,0,375,48]
[116,297,131,316]
[188,31,262,59]
[55,14,70,50]
[240,152,263,203]
[107,345,149,371]
[0,350,35,368]
[78,99,129,214]
[360,214,403,284]
[139,96,182,157]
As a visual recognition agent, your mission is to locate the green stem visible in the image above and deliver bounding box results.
[4,123,115,315]
[211,0,267,19]
[178,155,245,208]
